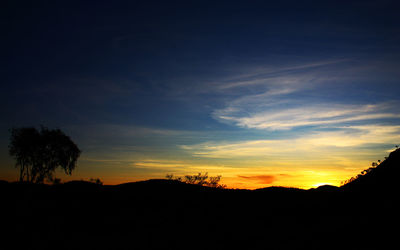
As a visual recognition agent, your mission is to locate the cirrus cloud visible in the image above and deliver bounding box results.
[214,102,400,130]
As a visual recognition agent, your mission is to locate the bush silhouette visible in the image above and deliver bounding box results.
[9,126,81,183]
[89,178,103,185]
[166,172,226,188]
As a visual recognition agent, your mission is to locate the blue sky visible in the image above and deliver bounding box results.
[2,0,400,188]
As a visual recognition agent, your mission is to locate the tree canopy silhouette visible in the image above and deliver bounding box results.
[9,126,81,183]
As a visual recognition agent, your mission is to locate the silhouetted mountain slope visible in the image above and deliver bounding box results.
[342,148,400,192]
[2,150,400,250]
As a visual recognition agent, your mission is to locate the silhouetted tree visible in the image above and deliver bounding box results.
[207,175,224,188]
[9,126,81,183]
[166,174,182,181]
[166,172,226,188]
[185,172,209,185]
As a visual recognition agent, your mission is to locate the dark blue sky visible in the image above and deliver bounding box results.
[2,0,400,188]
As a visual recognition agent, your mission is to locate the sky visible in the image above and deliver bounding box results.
[2,0,400,189]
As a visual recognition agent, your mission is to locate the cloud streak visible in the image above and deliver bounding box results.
[215,59,348,90]
[210,59,400,133]
[237,175,276,184]
[215,103,400,130]
[181,124,400,158]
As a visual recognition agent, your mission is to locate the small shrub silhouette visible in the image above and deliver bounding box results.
[89,178,103,185]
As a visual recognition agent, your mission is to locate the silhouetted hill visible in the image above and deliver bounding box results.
[255,186,305,192]
[314,184,340,192]
[115,178,215,192]
[342,148,400,192]
[2,152,399,250]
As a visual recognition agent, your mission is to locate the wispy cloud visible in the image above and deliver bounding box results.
[237,175,276,184]
[209,59,400,133]
[215,59,347,90]
[181,124,400,159]
[306,124,400,147]
[215,102,400,130]
[132,159,189,169]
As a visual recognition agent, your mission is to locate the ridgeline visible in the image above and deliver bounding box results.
[1,149,399,249]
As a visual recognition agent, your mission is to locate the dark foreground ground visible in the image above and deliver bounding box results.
[1,179,399,250]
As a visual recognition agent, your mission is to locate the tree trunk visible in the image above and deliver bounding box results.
[26,166,30,183]
[19,162,24,182]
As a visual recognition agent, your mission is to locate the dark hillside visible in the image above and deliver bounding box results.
[2,152,399,250]
[342,148,400,192]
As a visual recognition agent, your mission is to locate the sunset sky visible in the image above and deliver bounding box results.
[2,1,400,189]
